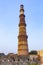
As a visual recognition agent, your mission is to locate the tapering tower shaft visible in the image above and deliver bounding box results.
[18,5,28,56]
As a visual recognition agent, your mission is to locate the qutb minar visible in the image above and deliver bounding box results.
[0,4,42,65]
[18,5,28,56]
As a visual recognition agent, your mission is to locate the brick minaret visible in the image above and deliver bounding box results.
[18,5,28,56]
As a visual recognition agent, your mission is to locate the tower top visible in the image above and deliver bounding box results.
[20,4,24,15]
[20,5,24,9]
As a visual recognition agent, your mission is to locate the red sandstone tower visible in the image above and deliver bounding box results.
[18,5,28,56]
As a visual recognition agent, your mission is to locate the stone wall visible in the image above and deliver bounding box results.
[0,53,40,65]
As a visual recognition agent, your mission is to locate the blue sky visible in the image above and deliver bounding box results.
[0,0,43,54]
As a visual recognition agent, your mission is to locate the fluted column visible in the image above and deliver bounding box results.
[18,5,28,56]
